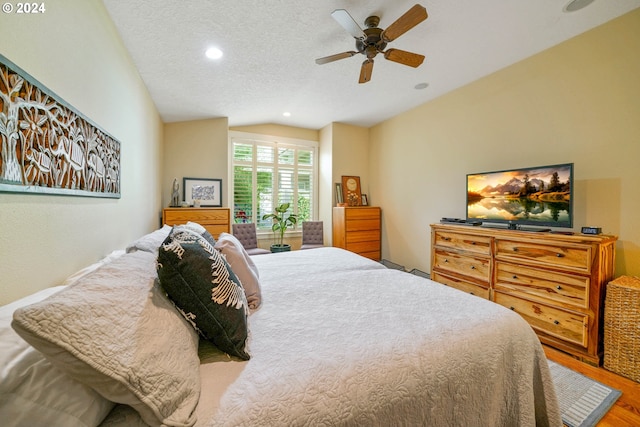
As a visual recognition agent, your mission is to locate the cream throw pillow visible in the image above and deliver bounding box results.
[215,232,262,309]
[11,251,201,427]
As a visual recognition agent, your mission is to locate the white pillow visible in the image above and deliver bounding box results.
[125,225,172,254]
[215,232,262,309]
[0,286,114,427]
[11,251,201,427]
[185,221,207,235]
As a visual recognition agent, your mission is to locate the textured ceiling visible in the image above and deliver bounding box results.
[102,0,640,129]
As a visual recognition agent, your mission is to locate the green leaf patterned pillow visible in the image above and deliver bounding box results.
[157,226,250,360]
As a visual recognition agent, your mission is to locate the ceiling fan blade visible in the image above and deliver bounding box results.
[384,48,425,68]
[359,59,374,84]
[315,51,358,65]
[381,4,428,42]
[331,9,366,40]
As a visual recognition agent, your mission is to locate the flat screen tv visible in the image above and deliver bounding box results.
[466,163,573,230]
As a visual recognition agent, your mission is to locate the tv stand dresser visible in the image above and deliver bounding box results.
[430,223,617,365]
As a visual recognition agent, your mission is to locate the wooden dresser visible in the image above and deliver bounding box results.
[162,208,230,239]
[430,223,617,365]
[332,206,381,260]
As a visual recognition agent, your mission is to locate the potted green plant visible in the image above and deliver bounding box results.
[262,202,298,253]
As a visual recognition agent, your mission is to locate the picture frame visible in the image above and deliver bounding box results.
[183,177,222,207]
[0,54,121,198]
[341,175,362,206]
[335,183,344,205]
[361,194,369,206]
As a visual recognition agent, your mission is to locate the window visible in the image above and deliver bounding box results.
[230,132,318,231]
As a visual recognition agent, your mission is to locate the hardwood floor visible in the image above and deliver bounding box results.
[544,346,640,427]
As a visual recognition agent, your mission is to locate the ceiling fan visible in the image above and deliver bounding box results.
[315,4,428,84]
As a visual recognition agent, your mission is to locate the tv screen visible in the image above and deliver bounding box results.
[466,163,573,230]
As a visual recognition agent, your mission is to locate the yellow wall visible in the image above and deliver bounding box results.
[0,0,163,304]
[230,124,319,142]
[370,9,640,277]
[331,123,371,200]
[163,118,229,207]
[319,125,334,244]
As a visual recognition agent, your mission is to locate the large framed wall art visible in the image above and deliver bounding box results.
[0,54,121,198]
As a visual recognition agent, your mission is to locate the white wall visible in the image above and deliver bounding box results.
[0,0,163,304]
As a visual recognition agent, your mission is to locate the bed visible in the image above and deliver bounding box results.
[1,226,561,427]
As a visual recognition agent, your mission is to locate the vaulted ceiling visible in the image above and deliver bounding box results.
[102,0,640,129]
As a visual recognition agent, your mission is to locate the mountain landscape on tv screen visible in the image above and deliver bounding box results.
[467,165,572,226]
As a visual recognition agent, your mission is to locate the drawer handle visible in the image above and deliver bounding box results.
[509,306,515,311]
[553,320,560,325]
[471,242,476,245]
[556,285,562,290]
[443,237,451,241]
[444,259,449,263]
[556,253,564,258]
[470,292,475,295]
[512,275,518,279]
[513,248,519,252]
[470,266,475,270]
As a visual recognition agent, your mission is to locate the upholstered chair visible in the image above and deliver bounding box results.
[231,223,270,255]
[300,221,324,250]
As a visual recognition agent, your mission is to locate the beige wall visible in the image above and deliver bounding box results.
[0,0,163,304]
[163,118,229,208]
[319,125,334,244]
[331,123,371,201]
[369,9,640,277]
[230,124,319,142]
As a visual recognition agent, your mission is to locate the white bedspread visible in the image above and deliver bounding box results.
[101,247,561,427]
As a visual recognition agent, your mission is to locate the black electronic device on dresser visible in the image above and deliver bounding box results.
[466,163,574,231]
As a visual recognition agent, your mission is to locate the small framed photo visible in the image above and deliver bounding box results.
[335,183,343,204]
[361,194,369,206]
[183,177,222,207]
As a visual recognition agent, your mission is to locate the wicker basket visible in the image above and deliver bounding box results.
[603,275,640,382]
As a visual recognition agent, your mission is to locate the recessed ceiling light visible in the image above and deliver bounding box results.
[283,112,291,117]
[205,47,223,60]
[563,0,595,12]
[414,82,429,90]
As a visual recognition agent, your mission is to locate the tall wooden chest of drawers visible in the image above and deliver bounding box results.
[431,223,617,365]
[332,206,381,260]
[162,208,230,239]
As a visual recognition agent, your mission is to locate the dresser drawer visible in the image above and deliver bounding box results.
[346,219,380,232]
[433,231,491,256]
[433,271,490,299]
[358,250,381,261]
[164,208,229,224]
[345,230,380,243]
[346,241,381,255]
[495,262,588,310]
[495,239,591,273]
[494,292,588,347]
[433,250,491,284]
[163,208,230,239]
[345,207,380,221]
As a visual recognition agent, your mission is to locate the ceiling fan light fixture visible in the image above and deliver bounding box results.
[205,47,223,60]
[563,0,596,13]
[316,4,428,84]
